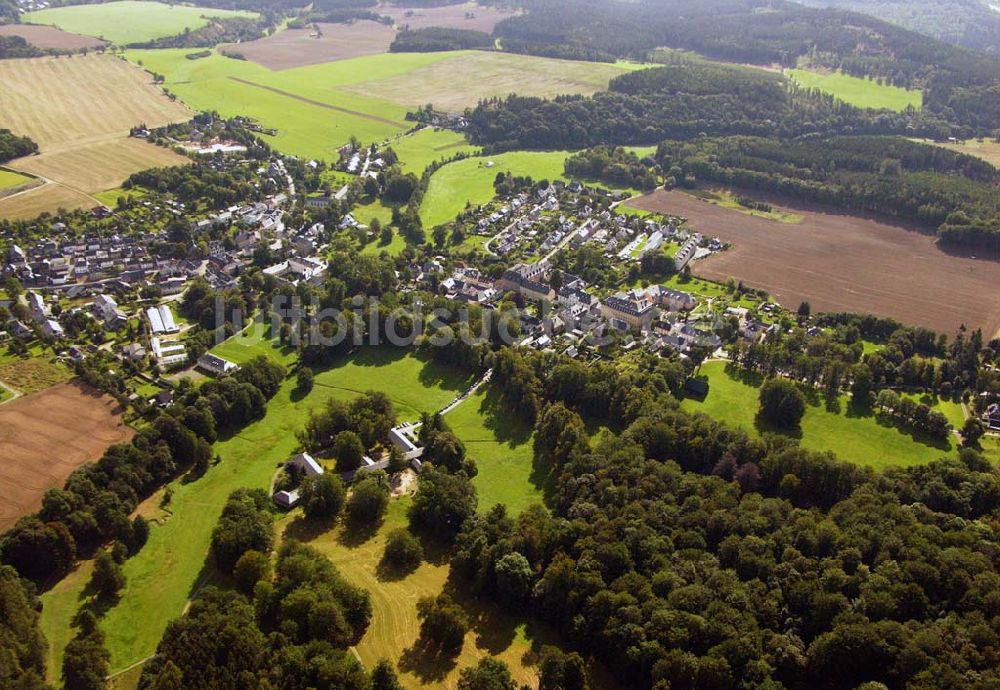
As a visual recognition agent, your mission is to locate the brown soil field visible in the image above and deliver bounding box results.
[631,189,1000,336]
[0,24,107,51]
[220,20,396,69]
[0,382,134,531]
[379,1,517,32]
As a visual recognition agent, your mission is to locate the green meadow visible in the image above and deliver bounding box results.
[420,151,571,228]
[682,361,956,469]
[0,168,34,191]
[787,68,923,111]
[445,387,545,515]
[389,127,477,173]
[39,344,474,677]
[26,1,255,45]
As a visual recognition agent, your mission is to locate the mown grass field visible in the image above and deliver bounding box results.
[787,68,923,111]
[445,387,545,515]
[390,127,478,173]
[303,497,552,689]
[420,151,571,228]
[126,49,636,161]
[69,346,472,674]
[682,361,956,469]
[0,168,34,191]
[24,0,256,45]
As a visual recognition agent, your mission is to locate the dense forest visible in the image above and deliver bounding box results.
[464,61,943,151]
[654,135,1000,246]
[0,128,38,163]
[797,0,1000,55]
[0,566,50,690]
[563,146,658,191]
[390,27,493,52]
[493,0,1000,134]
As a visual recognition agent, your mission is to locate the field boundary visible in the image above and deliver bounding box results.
[228,77,408,129]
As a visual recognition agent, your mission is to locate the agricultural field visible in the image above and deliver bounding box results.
[922,137,1000,168]
[343,50,639,112]
[0,382,133,532]
[126,49,634,161]
[23,0,256,46]
[390,126,477,173]
[629,189,1000,336]
[679,188,805,224]
[0,24,105,51]
[0,355,71,396]
[380,1,519,33]
[683,361,956,469]
[420,150,571,228]
[787,67,923,111]
[0,54,190,217]
[220,21,397,69]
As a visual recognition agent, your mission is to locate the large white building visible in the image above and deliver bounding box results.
[147,304,179,335]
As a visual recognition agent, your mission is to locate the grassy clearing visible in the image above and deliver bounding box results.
[38,559,96,682]
[680,188,804,224]
[92,185,149,207]
[0,356,71,395]
[420,151,570,228]
[93,345,471,672]
[787,68,922,111]
[919,138,1000,168]
[299,497,550,689]
[390,127,477,174]
[25,1,255,45]
[0,168,34,191]
[445,387,545,515]
[683,361,955,469]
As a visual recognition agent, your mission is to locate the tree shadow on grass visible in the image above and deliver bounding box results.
[283,514,335,544]
[336,516,381,548]
[398,639,459,683]
[375,555,418,583]
[477,387,531,447]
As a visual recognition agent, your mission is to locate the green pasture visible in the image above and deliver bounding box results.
[390,127,477,173]
[787,68,922,111]
[0,168,34,190]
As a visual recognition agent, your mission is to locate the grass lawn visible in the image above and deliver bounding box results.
[361,228,407,257]
[444,386,545,515]
[87,344,472,673]
[297,497,552,689]
[0,168,34,191]
[92,185,148,207]
[25,1,255,45]
[683,361,955,469]
[38,559,96,682]
[354,197,395,227]
[420,151,571,228]
[390,127,477,173]
[787,68,922,111]
[900,391,966,429]
[209,319,299,368]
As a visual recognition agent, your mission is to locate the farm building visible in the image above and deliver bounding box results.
[197,353,239,376]
[151,337,187,368]
[287,452,324,477]
[273,489,300,509]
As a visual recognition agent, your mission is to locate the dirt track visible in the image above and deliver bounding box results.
[631,189,1000,336]
[0,382,134,531]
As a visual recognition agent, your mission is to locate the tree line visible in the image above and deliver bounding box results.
[0,127,38,164]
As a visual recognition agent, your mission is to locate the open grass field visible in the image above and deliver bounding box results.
[0,382,133,531]
[683,361,956,469]
[629,189,1000,336]
[343,50,638,112]
[0,355,71,396]
[126,48,633,161]
[922,138,1000,168]
[86,346,470,673]
[0,24,106,51]
[0,53,190,217]
[680,187,804,224]
[379,1,518,33]
[420,150,570,227]
[445,386,545,515]
[787,68,923,111]
[24,1,256,45]
[300,496,551,689]
[221,20,397,69]
[0,168,37,193]
[390,127,477,173]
